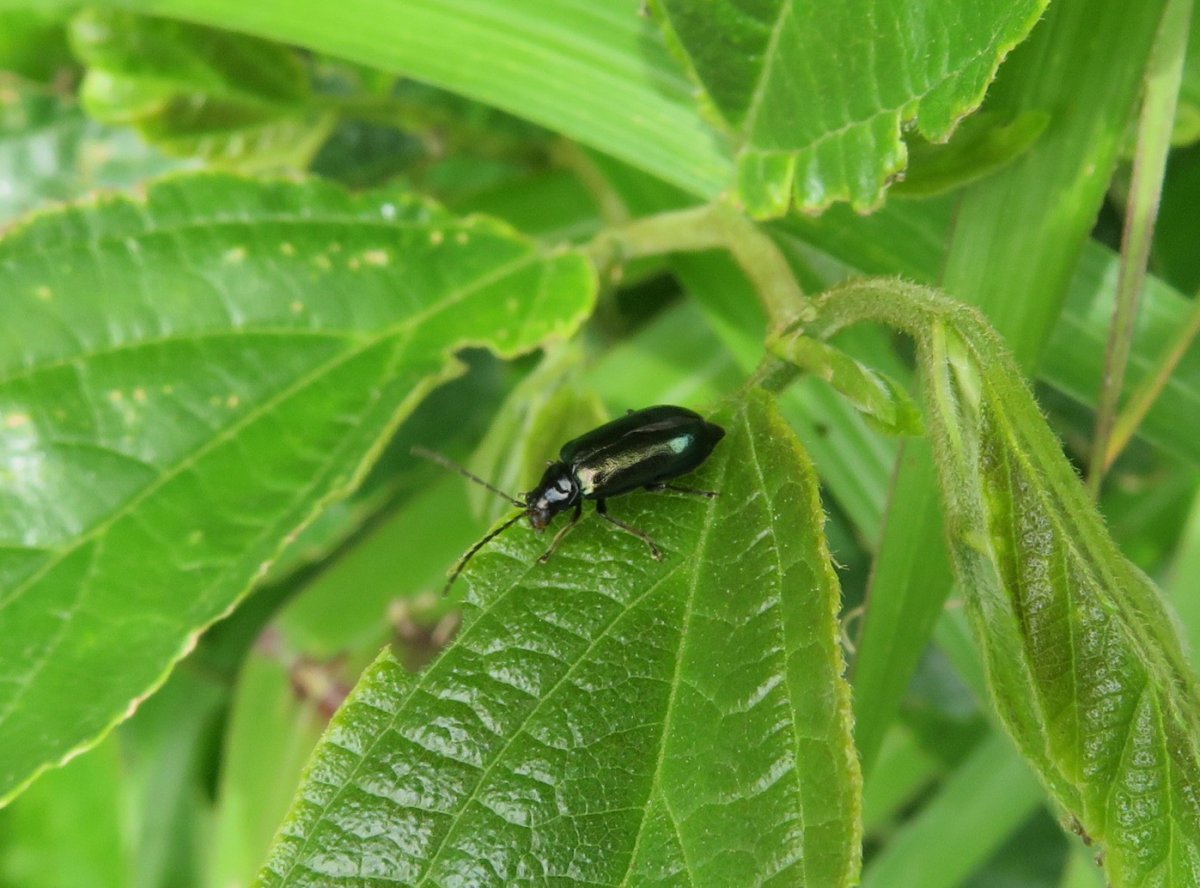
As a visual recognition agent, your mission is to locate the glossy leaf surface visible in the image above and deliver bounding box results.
[820,0,1172,783]
[0,173,595,803]
[259,391,861,887]
[651,0,1047,214]
[64,0,1200,457]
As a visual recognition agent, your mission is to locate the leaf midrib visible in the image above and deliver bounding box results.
[0,192,502,263]
[0,328,356,386]
[615,419,730,887]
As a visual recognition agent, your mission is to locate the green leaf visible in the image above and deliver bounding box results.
[261,354,519,592]
[1168,493,1200,670]
[815,279,1200,887]
[581,152,899,543]
[1171,5,1200,146]
[650,0,1048,215]
[118,665,226,886]
[861,723,940,834]
[893,110,1051,199]
[258,390,861,887]
[0,172,596,804]
[70,9,332,169]
[277,473,483,656]
[587,300,745,414]
[770,335,923,436]
[836,0,1171,784]
[1047,245,1200,471]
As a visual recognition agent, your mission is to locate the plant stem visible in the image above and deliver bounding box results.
[588,203,809,332]
[547,140,630,227]
[1087,0,1192,495]
[1105,286,1200,468]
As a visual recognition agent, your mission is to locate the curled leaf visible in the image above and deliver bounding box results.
[770,334,923,436]
[812,279,1200,887]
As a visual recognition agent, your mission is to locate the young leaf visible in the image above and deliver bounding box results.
[70,9,332,169]
[770,335,923,436]
[649,0,1048,215]
[0,173,596,804]
[258,390,861,887]
[813,279,1200,887]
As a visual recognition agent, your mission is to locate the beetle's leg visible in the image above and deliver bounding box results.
[646,482,719,498]
[538,502,582,563]
[596,499,662,560]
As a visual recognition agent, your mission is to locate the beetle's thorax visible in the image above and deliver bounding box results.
[525,462,580,530]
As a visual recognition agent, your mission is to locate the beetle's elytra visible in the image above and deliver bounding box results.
[414,404,725,594]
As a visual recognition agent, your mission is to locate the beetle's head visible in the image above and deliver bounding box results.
[525,462,579,531]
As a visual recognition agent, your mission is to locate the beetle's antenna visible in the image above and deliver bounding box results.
[411,446,525,507]
[442,511,526,595]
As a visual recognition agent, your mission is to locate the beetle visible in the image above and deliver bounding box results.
[414,404,725,594]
